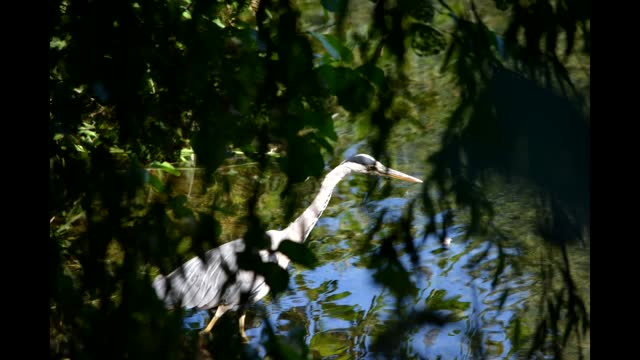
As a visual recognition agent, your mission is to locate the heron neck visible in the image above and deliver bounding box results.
[285,164,352,243]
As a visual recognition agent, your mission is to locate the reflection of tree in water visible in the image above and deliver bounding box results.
[308,292,389,359]
[262,187,525,358]
[267,269,392,359]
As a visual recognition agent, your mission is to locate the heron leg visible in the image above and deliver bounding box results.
[238,311,249,343]
[200,305,230,335]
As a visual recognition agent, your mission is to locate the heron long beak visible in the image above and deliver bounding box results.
[381,167,423,183]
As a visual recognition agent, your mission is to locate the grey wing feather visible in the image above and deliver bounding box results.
[153,239,245,310]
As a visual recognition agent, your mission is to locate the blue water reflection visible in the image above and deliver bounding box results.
[182,194,530,359]
[182,309,210,330]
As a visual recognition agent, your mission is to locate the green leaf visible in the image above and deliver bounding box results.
[212,18,225,28]
[180,148,195,163]
[303,111,337,141]
[316,65,374,113]
[277,240,318,268]
[177,237,192,255]
[149,161,181,176]
[310,330,351,358]
[356,64,386,90]
[315,136,335,154]
[317,53,336,66]
[316,65,339,94]
[147,173,166,193]
[321,302,358,321]
[325,291,351,302]
[425,289,470,311]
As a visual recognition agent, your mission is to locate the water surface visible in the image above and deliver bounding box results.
[181,149,536,359]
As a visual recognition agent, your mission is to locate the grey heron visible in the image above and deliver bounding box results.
[152,153,423,340]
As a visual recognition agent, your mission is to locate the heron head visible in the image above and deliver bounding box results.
[342,154,423,183]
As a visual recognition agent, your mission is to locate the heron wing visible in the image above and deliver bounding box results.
[153,233,284,310]
[154,239,245,310]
